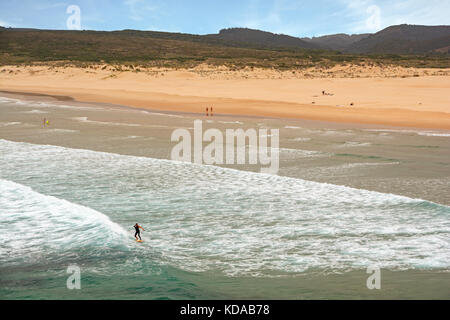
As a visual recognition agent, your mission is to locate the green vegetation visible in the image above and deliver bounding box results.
[0,28,448,69]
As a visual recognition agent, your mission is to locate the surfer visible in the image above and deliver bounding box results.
[134,223,145,241]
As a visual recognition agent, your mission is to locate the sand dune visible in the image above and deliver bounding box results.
[1,64,449,129]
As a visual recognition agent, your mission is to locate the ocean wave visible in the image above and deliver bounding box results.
[0,179,129,266]
[47,129,79,134]
[0,122,21,127]
[289,137,312,142]
[0,139,449,276]
[335,141,372,148]
[279,147,331,159]
[72,117,141,127]
[219,121,244,125]
[364,129,450,137]
[143,111,184,118]
[21,109,48,114]
[0,96,102,111]
[418,132,450,137]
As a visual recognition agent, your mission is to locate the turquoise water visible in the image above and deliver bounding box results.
[1,139,449,299]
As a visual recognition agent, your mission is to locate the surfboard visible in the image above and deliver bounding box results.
[136,240,143,243]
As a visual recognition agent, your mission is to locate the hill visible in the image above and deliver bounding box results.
[206,28,320,50]
[347,24,450,54]
[301,33,371,51]
[0,26,448,69]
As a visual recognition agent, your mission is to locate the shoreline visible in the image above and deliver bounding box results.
[1,65,450,130]
[2,88,450,131]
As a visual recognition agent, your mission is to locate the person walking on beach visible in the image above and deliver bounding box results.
[134,223,145,241]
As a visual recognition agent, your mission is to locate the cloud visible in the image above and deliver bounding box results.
[235,0,304,35]
[124,0,158,22]
[365,5,381,31]
[384,0,450,26]
[0,20,14,27]
[234,0,449,37]
[340,0,450,33]
[337,0,381,32]
[146,25,179,33]
[33,2,68,11]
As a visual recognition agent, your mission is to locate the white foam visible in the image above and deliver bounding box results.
[338,162,400,169]
[21,109,48,114]
[0,179,129,266]
[47,129,79,134]
[290,137,312,142]
[0,122,21,127]
[144,111,184,118]
[321,130,354,137]
[0,97,22,104]
[418,132,450,137]
[72,117,141,127]
[364,129,450,137]
[279,147,330,159]
[0,96,101,111]
[219,121,244,125]
[336,141,372,148]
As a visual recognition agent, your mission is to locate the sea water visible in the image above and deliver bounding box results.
[0,139,449,299]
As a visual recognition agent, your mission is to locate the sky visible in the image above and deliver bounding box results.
[0,0,449,37]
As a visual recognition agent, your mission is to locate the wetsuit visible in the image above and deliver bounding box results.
[134,225,141,240]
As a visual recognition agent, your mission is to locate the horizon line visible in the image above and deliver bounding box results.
[2,23,449,39]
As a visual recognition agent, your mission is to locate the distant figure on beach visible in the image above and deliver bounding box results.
[206,107,209,117]
[211,107,213,116]
[134,223,145,241]
[43,118,49,127]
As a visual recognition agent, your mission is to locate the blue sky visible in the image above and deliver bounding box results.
[0,0,449,37]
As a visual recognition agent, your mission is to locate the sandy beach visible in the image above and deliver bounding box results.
[1,64,450,129]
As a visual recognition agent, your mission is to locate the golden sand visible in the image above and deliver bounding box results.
[1,64,449,129]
